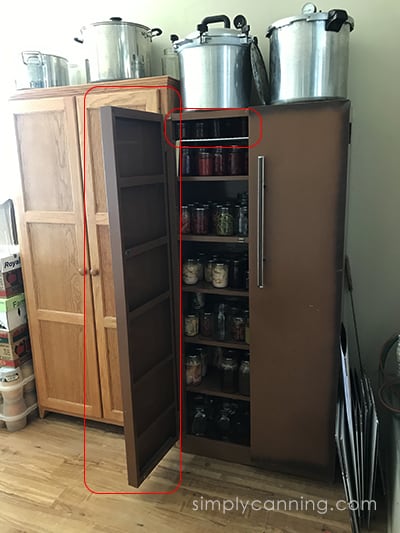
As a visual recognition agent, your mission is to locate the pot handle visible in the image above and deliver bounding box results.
[22,51,44,65]
[149,28,163,37]
[74,37,84,44]
[325,9,348,32]
[199,15,231,30]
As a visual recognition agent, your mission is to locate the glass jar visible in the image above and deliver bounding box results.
[213,346,225,368]
[211,203,222,234]
[213,148,225,176]
[204,259,215,283]
[215,405,232,441]
[184,314,199,337]
[220,356,238,393]
[216,303,228,341]
[191,292,205,311]
[216,206,234,236]
[181,148,192,176]
[161,48,180,79]
[227,146,243,175]
[231,315,245,342]
[194,346,208,377]
[236,205,248,237]
[194,121,207,139]
[181,205,191,234]
[186,355,202,385]
[183,258,199,285]
[228,259,243,289]
[212,262,228,288]
[191,405,207,436]
[191,207,209,235]
[239,358,250,396]
[198,150,213,176]
[200,311,214,337]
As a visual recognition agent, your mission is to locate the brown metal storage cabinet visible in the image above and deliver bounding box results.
[100,100,351,487]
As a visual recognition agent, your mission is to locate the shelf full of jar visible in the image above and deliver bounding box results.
[181,234,248,244]
[182,281,248,297]
[184,335,249,351]
[186,366,250,402]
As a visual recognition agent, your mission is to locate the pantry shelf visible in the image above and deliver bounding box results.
[180,235,248,243]
[182,282,248,297]
[184,335,249,351]
[180,175,248,182]
[186,368,250,402]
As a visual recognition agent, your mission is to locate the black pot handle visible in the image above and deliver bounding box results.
[199,15,231,30]
[74,37,83,44]
[325,9,348,32]
[110,17,122,22]
[150,28,163,37]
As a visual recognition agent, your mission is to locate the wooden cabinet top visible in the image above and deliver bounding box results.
[9,75,180,101]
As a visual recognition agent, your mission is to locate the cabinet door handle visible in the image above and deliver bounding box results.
[78,268,87,276]
[257,155,265,288]
[90,268,99,276]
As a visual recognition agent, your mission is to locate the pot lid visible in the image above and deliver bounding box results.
[266,4,354,36]
[81,17,151,32]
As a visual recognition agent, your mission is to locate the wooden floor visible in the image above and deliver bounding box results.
[0,414,387,532]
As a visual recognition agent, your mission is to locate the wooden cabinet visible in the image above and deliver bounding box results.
[10,77,179,424]
[100,101,350,487]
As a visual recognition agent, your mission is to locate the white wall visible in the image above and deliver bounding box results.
[1,0,399,378]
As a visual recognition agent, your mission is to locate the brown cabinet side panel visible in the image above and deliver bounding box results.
[249,101,350,481]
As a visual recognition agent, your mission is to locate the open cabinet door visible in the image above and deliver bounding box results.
[100,106,178,487]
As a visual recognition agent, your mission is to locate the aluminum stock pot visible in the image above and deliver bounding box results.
[174,15,265,109]
[16,51,69,89]
[75,17,162,82]
[267,3,354,104]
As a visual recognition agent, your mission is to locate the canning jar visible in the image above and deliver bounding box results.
[181,205,191,234]
[216,303,228,340]
[198,150,213,176]
[211,203,222,233]
[227,146,243,175]
[194,121,207,139]
[183,258,199,285]
[186,354,202,385]
[200,311,214,337]
[184,314,199,337]
[204,259,215,283]
[194,346,208,377]
[181,148,192,176]
[216,206,234,236]
[236,205,248,237]
[239,358,250,396]
[228,259,243,289]
[191,292,205,310]
[220,355,238,393]
[212,262,228,288]
[213,148,225,176]
[191,206,209,235]
[231,315,245,342]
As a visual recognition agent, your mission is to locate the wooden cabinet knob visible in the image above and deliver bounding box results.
[78,268,87,276]
[90,268,99,276]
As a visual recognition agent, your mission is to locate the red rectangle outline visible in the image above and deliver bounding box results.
[82,87,264,495]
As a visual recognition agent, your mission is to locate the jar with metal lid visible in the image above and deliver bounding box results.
[216,206,234,236]
[181,205,191,234]
[220,355,238,393]
[212,262,228,288]
[194,346,208,377]
[236,205,248,236]
[191,206,209,234]
[184,314,199,337]
[213,148,226,176]
[200,311,214,337]
[239,356,250,396]
[228,259,244,289]
[198,150,213,176]
[227,146,243,175]
[231,315,245,341]
[186,354,202,385]
[183,258,199,285]
[204,259,215,283]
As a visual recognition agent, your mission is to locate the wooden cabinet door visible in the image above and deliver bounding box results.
[11,97,102,419]
[100,106,178,487]
[76,89,161,424]
[248,100,350,481]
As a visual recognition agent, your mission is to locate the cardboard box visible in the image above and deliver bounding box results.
[0,324,31,361]
[0,353,32,368]
[0,293,27,331]
[0,248,23,298]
